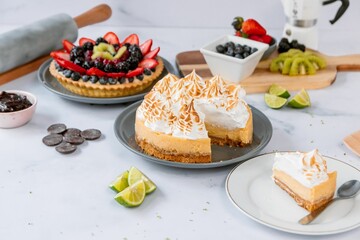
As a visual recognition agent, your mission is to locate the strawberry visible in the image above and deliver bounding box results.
[62,39,75,53]
[262,35,273,44]
[86,67,107,77]
[104,32,120,45]
[123,34,139,45]
[143,47,160,59]
[79,37,96,46]
[106,72,126,78]
[50,51,70,61]
[54,58,86,74]
[242,19,266,36]
[138,59,158,69]
[140,39,153,55]
[248,34,264,42]
[125,67,144,78]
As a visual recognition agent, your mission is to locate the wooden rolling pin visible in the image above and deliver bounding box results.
[0,4,112,86]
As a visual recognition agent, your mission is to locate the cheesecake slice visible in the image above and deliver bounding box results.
[272,149,337,212]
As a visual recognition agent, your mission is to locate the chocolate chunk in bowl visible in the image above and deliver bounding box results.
[0,90,37,129]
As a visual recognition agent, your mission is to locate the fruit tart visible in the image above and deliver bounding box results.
[49,32,164,98]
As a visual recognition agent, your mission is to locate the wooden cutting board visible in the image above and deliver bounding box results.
[176,50,360,93]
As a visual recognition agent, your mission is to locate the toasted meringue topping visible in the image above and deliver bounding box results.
[273,149,330,188]
[136,71,250,139]
[172,100,207,139]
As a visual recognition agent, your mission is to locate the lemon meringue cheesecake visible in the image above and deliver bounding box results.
[272,149,337,212]
[135,71,253,163]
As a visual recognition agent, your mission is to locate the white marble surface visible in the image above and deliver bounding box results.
[1,1,360,240]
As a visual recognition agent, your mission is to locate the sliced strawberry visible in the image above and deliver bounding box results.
[62,39,75,53]
[86,67,107,77]
[123,34,139,45]
[50,50,70,61]
[104,32,120,45]
[79,37,96,46]
[143,47,160,59]
[138,59,158,69]
[125,67,144,78]
[241,19,266,36]
[54,58,86,74]
[140,39,153,55]
[106,72,126,78]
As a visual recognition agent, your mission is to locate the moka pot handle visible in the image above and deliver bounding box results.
[323,0,350,24]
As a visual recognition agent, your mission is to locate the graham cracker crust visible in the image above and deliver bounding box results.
[135,136,211,164]
[210,136,250,147]
[273,177,334,212]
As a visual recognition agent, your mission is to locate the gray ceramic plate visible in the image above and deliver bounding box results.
[37,57,175,104]
[114,100,272,169]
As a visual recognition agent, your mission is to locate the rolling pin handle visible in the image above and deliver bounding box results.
[74,4,112,28]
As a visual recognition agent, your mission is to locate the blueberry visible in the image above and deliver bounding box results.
[136,74,144,81]
[242,52,250,58]
[225,41,235,49]
[71,72,81,81]
[116,62,130,73]
[70,47,84,61]
[104,63,115,72]
[234,46,244,55]
[108,78,117,85]
[128,77,134,83]
[73,57,84,66]
[63,70,72,78]
[126,56,139,70]
[99,77,108,85]
[95,37,108,45]
[243,46,251,53]
[82,42,94,51]
[298,44,306,52]
[225,47,234,56]
[235,54,243,59]
[144,68,152,76]
[216,45,225,53]
[89,76,98,83]
[250,48,258,54]
[83,61,93,69]
[82,75,90,82]
[119,77,127,84]
[94,60,104,70]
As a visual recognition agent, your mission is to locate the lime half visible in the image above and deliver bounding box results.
[128,167,157,194]
[109,170,129,193]
[268,84,290,98]
[264,93,287,109]
[114,180,146,207]
[288,89,311,108]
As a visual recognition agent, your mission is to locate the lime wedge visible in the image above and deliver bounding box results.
[288,89,311,108]
[268,84,290,98]
[114,180,146,207]
[128,167,157,194]
[264,93,287,109]
[109,170,129,193]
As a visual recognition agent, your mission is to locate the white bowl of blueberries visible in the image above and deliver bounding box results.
[200,35,269,83]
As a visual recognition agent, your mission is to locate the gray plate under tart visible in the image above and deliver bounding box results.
[114,100,273,169]
[37,57,175,104]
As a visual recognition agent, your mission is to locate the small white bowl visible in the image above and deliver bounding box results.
[200,35,269,83]
[0,90,37,129]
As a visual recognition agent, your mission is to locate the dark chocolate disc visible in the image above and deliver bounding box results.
[64,135,84,145]
[55,143,77,154]
[42,134,63,146]
[63,128,81,137]
[47,123,67,134]
[81,129,102,140]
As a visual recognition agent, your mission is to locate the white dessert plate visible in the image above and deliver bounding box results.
[226,152,360,235]
[37,57,175,104]
[114,100,272,169]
